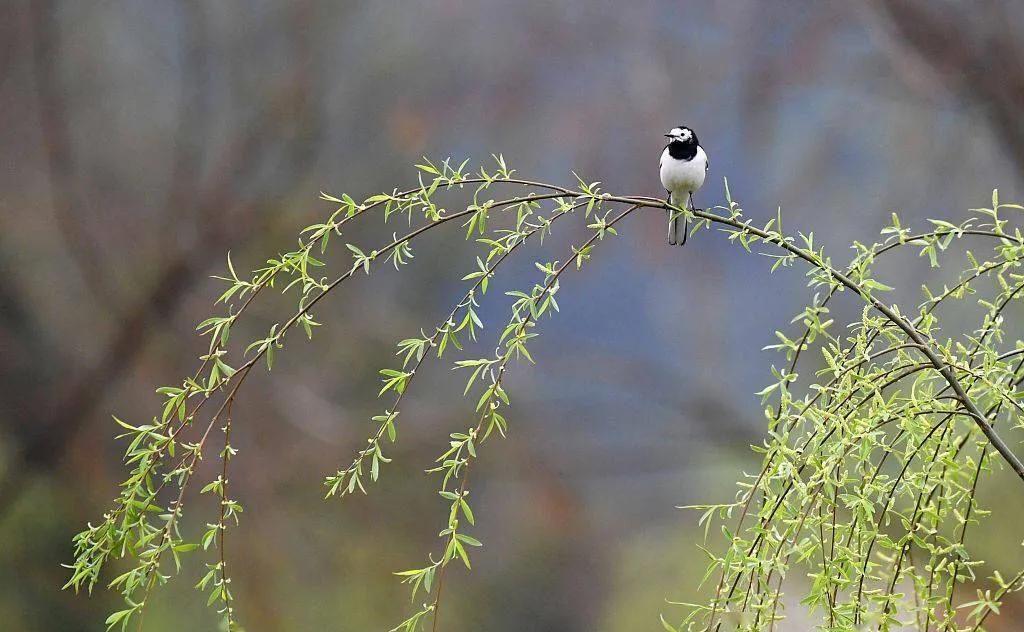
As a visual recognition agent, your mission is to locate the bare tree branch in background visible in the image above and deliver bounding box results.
[157,0,211,250]
[0,0,322,515]
[28,0,121,305]
[867,0,1024,174]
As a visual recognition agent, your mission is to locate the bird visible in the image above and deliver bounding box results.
[660,125,708,245]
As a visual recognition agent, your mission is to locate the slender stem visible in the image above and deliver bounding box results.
[218,398,235,628]
[609,195,1024,485]
[428,205,639,631]
[330,200,585,494]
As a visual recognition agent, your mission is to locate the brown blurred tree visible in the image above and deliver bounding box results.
[868,0,1024,173]
[0,0,322,511]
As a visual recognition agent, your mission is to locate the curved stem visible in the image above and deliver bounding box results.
[609,195,1024,485]
[427,205,640,631]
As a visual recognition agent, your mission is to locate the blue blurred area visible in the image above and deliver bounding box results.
[2,1,1024,630]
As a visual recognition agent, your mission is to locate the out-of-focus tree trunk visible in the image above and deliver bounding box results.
[0,0,322,514]
[867,0,1024,174]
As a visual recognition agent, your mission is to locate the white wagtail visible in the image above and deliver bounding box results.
[660,125,708,245]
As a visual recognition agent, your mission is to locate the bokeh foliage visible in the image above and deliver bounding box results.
[67,159,1024,630]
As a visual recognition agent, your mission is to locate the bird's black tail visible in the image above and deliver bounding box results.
[667,193,689,246]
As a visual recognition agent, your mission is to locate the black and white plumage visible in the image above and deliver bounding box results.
[659,125,708,245]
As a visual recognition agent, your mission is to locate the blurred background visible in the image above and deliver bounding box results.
[3,1,1024,630]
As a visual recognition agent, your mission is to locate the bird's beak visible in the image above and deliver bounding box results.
[664,134,673,138]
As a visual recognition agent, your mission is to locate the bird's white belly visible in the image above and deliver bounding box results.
[660,147,707,194]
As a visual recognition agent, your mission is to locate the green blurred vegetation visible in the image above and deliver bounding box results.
[4,1,1024,630]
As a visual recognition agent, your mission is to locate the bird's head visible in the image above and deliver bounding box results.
[665,125,697,146]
